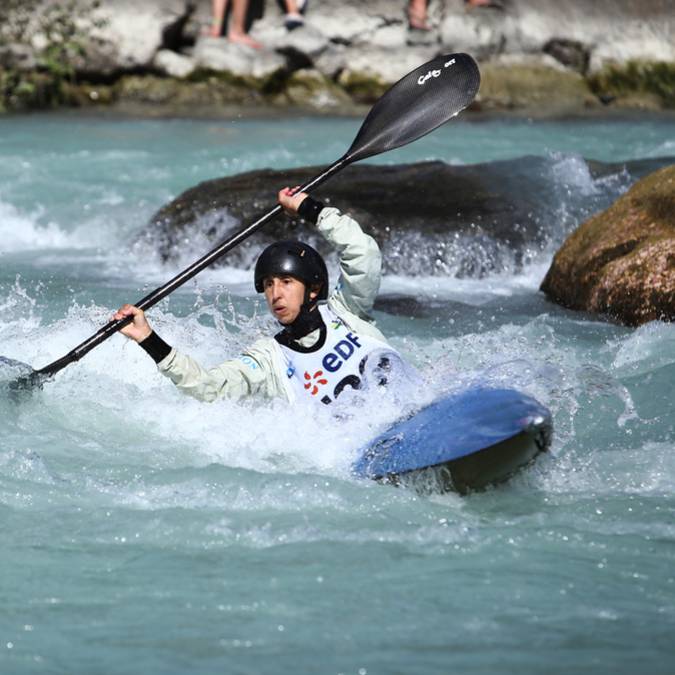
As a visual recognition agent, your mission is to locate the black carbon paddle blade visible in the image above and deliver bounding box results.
[344,53,480,164]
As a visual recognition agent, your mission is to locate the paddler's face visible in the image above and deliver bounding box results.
[263,275,317,324]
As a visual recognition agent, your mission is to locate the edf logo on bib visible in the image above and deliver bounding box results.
[322,332,362,373]
[303,332,363,397]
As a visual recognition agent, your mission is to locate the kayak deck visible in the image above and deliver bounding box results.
[353,387,552,494]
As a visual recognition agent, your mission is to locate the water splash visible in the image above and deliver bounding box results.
[0,199,73,251]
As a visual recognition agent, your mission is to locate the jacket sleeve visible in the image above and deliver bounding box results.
[317,206,382,320]
[156,338,285,402]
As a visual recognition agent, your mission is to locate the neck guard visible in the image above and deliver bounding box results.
[276,303,325,343]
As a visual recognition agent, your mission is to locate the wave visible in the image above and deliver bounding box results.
[0,199,76,252]
[2,278,673,504]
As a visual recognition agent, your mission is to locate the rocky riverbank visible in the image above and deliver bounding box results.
[1,0,674,116]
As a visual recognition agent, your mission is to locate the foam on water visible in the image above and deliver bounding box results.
[611,321,675,375]
[548,152,603,197]
[382,259,552,304]
[1,290,427,485]
[0,195,135,255]
[0,199,75,251]
[2,279,662,505]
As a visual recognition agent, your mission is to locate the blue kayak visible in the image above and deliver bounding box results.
[353,387,552,494]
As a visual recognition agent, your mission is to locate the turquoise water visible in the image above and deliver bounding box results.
[1,113,675,674]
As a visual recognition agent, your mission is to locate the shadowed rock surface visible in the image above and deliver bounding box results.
[141,156,674,279]
[144,160,554,278]
[541,164,675,326]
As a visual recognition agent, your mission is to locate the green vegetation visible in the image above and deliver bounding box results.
[336,70,388,104]
[0,0,107,112]
[588,60,675,108]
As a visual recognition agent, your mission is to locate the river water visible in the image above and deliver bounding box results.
[1,112,674,674]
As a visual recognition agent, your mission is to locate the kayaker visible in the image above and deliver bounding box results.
[114,187,410,405]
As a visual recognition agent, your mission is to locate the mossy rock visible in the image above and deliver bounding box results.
[478,63,596,111]
[0,68,63,111]
[609,91,664,112]
[541,165,675,326]
[114,74,262,107]
[588,60,675,108]
[281,69,353,109]
[187,67,267,93]
[61,81,115,107]
[337,69,389,104]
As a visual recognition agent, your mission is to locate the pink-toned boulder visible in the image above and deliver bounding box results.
[541,165,675,326]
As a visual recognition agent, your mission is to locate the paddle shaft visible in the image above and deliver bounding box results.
[35,158,347,378]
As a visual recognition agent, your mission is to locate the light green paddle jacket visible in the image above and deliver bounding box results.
[156,207,389,402]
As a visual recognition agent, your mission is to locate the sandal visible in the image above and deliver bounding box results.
[284,12,305,30]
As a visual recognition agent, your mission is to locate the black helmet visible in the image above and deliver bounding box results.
[254,240,329,301]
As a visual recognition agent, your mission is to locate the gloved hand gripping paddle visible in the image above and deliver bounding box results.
[6,53,480,392]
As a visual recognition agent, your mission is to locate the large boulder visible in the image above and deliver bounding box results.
[476,0,675,71]
[83,0,191,74]
[192,37,287,81]
[153,49,196,79]
[540,165,675,326]
[140,159,562,278]
[336,46,440,103]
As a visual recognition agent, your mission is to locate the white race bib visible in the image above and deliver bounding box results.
[276,305,399,405]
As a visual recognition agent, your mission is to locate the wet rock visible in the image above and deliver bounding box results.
[336,69,389,105]
[62,81,115,107]
[90,0,189,70]
[541,165,675,326]
[373,295,453,318]
[0,70,62,111]
[142,160,558,278]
